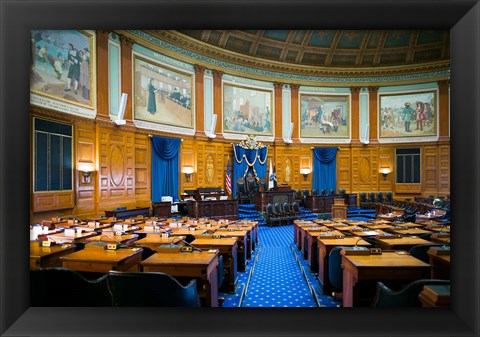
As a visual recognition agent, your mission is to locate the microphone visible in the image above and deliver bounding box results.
[353,237,363,249]
[175,238,203,252]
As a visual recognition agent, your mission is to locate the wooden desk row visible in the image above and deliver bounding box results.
[293,220,451,307]
[30,219,259,307]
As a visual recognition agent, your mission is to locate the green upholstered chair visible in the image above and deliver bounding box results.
[372,279,450,308]
[108,270,201,307]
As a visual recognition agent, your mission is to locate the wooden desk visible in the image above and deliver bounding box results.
[133,234,185,251]
[428,246,450,279]
[141,251,219,307]
[46,231,99,243]
[388,228,433,236]
[317,237,370,295]
[60,247,143,273]
[191,237,238,293]
[374,236,433,251]
[255,189,295,212]
[188,199,239,220]
[332,204,348,219]
[104,207,151,219]
[305,195,334,213]
[30,242,76,269]
[305,228,342,272]
[377,211,404,221]
[293,222,314,250]
[85,233,139,246]
[214,230,248,271]
[429,233,450,244]
[419,284,450,307]
[341,251,430,307]
[225,224,255,258]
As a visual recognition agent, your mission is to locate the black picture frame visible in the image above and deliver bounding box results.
[1,1,478,336]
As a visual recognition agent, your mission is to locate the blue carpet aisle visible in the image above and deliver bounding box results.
[241,225,318,307]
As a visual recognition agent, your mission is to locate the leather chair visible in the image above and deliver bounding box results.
[274,202,287,225]
[294,190,303,207]
[339,188,346,196]
[292,201,301,217]
[236,178,250,204]
[328,246,369,295]
[108,271,201,307]
[312,189,318,196]
[30,267,112,306]
[258,178,267,192]
[408,243,444,263]
[385,191,393,204]
[266,203,281,227]
[329,189,336,196]
[376,192,384,203]
[359,192,367,208]
[372,279,450,308]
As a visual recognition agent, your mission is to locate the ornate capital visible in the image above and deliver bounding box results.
[212,69,224,79]
[368,86,379,93]
[289,83,300,91]
[194,64,206,73]
[273,82,284,90]
[350,87,361,94]
[119,34,135,47]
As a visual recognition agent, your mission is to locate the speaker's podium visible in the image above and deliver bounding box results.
[332,198,348,219]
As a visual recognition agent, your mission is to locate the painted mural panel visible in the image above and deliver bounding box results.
[379,90,437,138]
[300,94,350,138]
[223,83,273,136]
[133,56,194,128]
[30,30,95,110]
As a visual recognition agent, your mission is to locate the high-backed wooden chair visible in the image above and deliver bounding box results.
[236,178,250,204]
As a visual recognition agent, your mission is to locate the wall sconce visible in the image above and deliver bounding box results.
[78,163,95,183]
[182,166,194,182]
[379,168,391,180]
[300,167,311,181]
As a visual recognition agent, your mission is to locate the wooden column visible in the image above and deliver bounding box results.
[350,87,361,143]
[95,30,110,120]
[368,86,379,143]
[438,80,450,142]
[213,70,223,138]
[290,84,300,141]
[194,65,206,136]
[119,34,134,123]
[274,82,284,142]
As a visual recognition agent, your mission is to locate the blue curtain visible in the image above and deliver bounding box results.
[151,136,181,202]
[232,145,268,198]
[313,147,338,193]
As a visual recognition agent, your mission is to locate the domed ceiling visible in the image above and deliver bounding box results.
[177,30,449,68]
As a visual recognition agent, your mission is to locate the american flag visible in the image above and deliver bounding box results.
[225,160,232,195]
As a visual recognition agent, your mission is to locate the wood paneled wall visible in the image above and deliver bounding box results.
[30,32,450,223]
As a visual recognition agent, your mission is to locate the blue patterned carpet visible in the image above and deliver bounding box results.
[219,204,372,307]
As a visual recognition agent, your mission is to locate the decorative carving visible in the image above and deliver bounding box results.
[136,31,450,81]
[119,34,135,47]
[205,153,215,184]
[110,145,125,187]
[273,82,284,90]
[351,87,361,94]
[212,69,223,79]
[368,86,379,93]
[290,84,300,91]
[237,134,267,150]
[194,64,206,73]
[285,158,292,182]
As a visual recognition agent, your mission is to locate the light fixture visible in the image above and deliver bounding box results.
[182,166,194,182]
[78,163,95,183]
[300,167,311,181]
[379,168,391,180]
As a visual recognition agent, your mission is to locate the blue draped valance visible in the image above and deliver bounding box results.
[232,144,268,197]
[151,136,181,201]
[312,147,338,193]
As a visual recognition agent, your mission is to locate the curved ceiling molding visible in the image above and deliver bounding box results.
[117,30,450,86]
